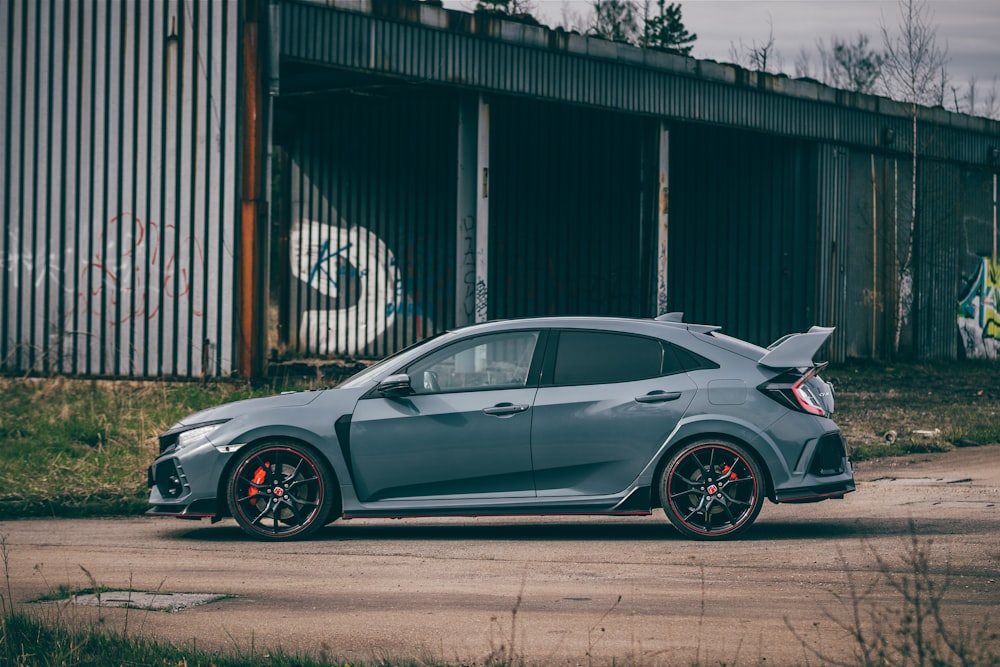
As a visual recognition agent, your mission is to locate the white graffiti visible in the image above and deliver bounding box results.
[290,221,402,355]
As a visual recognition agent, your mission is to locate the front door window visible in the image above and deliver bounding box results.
[407,331,539,394]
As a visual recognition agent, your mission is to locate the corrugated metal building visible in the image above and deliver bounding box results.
[1,0,241,377]
[3,0,998,378]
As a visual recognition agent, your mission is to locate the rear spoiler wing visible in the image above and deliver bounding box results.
[758,326,834,369]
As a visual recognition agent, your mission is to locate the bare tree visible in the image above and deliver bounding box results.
[879,0,949,355]
[880,0,949,106]
[728,15,782,73]
[817,33,885,94]
[474,0,540,24]
[557,2,589,33]
[954,75,1000,120]
[981,77,1000,120]
[589,0,640,43]
[794,47,818,80]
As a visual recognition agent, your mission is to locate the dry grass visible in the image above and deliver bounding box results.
[0,360,997,517]
[824,361,1000,461]
[0,377,303,517]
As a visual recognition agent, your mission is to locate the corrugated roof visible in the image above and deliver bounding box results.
[280,0,999,168]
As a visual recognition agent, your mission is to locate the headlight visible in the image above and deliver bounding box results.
[159,420,230,454]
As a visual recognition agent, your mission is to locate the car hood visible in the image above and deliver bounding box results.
[169,390,326,430]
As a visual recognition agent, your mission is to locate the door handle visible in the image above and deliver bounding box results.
[482,403,529,416]
[634,391,682,404]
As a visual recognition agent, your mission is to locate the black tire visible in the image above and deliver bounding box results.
[660,439,765,540]
[227,441,337,541]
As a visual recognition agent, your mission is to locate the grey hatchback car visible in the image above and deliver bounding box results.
[147,316,854,540]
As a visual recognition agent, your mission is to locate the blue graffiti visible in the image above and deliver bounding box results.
[307,239,352,289]
[306,240,373,290]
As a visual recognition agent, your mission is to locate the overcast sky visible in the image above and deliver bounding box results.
[673,0,998,86]
[445,1,999,90]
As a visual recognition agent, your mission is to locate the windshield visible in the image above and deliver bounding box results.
[337,331,449,389]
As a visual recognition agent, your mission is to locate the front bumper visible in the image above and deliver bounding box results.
[146,440,231,518]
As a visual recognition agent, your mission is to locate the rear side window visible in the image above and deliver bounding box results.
[551,331,665,385]
[670,342,719,372]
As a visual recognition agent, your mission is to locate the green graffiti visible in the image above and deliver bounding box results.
[957,257,1000,358]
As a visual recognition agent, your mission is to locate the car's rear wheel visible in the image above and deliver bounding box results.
[660,439,764,540]
[227,442,336,540]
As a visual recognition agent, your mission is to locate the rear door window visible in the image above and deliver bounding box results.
[549,330,665,385]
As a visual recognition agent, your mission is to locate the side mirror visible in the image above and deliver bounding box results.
[376,373,413,396]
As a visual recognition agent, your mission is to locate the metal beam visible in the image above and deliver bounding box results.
[475,97,489,323]
[656,123,669,316]
[238,0,268,377]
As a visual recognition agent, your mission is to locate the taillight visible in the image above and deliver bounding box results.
[759,364,831,417]
[791,370,826,416]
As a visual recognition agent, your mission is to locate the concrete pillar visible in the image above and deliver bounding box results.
[456,95,490,325]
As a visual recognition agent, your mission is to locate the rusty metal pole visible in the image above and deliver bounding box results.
[238,0,268,378]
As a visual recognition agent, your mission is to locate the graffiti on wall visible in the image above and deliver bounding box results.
[957,257,1000,360]
[459,216,476,322]
[291,220,405,355]
[72,213,204,326]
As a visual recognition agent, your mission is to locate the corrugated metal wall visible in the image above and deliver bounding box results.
[832,154,997,361]
[487,98,658,319]
[280,89,458,358]
[914,161,968,359]
[837,151,908,360]
[667,125,819,348]
[956,169,999,359]
[1,0,241,377]
[815,144,850,360]
[6,0,995,373]
[273,1,1000,364]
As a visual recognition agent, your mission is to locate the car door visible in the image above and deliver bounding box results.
[348,330,541,503]
[530,329,697,497]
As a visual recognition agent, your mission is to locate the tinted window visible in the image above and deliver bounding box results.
[668,342,719,372]
[552,331,664,385]
[407,331,539,394]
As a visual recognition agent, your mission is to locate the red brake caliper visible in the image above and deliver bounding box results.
[248,463,269,497]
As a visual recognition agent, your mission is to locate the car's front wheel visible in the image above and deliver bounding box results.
[660,439,764,540]
[227,442,337,540]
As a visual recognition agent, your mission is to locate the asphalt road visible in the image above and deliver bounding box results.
[3,445,998,666]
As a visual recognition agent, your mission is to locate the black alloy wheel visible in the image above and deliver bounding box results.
[660,439,764,539]
[227,442,336,540]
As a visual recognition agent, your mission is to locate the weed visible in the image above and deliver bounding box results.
[585,594,621,667]
[486,577,526,667]
[786,525,1000,667]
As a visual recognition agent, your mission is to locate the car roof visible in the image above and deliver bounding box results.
[448,315,720,336]
[448,316,774,365]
